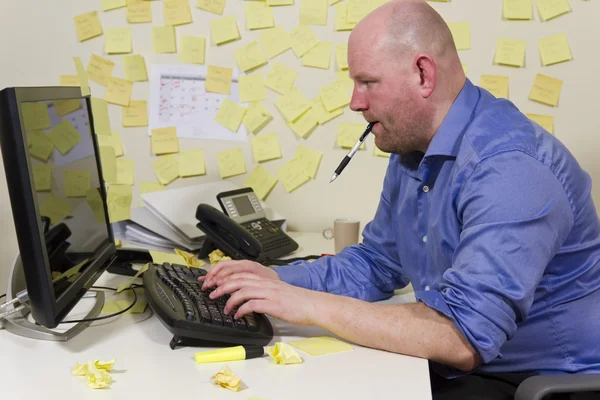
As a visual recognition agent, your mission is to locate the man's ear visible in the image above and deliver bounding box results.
[416,55,436,98]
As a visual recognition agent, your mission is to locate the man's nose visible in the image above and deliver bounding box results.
[349,86,367,112]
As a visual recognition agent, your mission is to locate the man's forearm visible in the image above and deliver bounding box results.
[311,291,481,371]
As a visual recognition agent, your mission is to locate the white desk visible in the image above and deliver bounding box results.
[0,232,431,399]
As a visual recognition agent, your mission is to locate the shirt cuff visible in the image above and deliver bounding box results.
[273,261,312,289]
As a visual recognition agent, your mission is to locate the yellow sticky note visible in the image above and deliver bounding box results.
[462,63,468,75]
[217,148,246,178]
[252,132,281,162]
[320,80,351,112]
[28,131,54,161]
[267,0,293,5]
[86,188,107,224]
[99,146,118,184]
[151,127,179,155]
[91,98,112,136]
[150,250,188,265]
[180,36,206,64]
[448,22,470,50]
[73,57,91,97]
[22,102,51,132]
[122,100,148,127]
[288,109,318,139]
[329,0,343,5]
[527,113,554,134]
[210,15,241,45]
[335,4,356,31]
[244,165,277,200]
[107,185,132,223]
[300,0,328,26]
[293,145,322,178]
[74,11,103,42]
[289,25,319,57]
[116,263,149,293]
[334,44,348,70]
[239,74,266,103]
[105,77,133,107]
[209,249,231,265]
[235,41,267,72]
[479,75,509,99]
[152,26,177,53]
[215,99,247,132]
[152,154,180,185]
[47,119,82,155]
[494,38,526,67]
[116,158,135,185]
[174,249,206,268]
[105,28,132,54]
[123,55,148,82]
[205,66,233,94]
[535,0,570,21]
[127,2,152,23]
[102,0,126,11]
[164,0,193,26]
[310,96,342,125]
[39,193,72,224]
[302,41,332,69]
[72,358,115,389]
[140,181,165,195]
[65,170,91,197]
[503,0,532,20]
[288,336,353,356]
[267,342,303,364]
[97,131,124,157]
[87,54,115,87]
[528,73,562,107]
[347,0,383,23]
[54,99,81,117]
[277,158,310,193]
[374,146,391,158]
[243,102,273,134]
[258,25,292,59]
[275,88,310,122]
[197,0,226,15]
[60,75,81,87]
[32,164,52,191]
[246,2,274,30]
[266,62,298,95]
[210,366,242,392]
[179,149,207,177]
[539,33,572,66]
[337,123,367,149]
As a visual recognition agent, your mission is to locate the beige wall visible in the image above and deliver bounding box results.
[1,0,599,291]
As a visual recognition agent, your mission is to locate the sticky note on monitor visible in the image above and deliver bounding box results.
[28,132,54,162]
[22,102,51,132]
[151,127,179,155]
[105,28,132,54]
[538,34,572,66]
[205,65,233,94]
[217,148,247,178]
[244,165,277,200]
[252,132,282,162]
[277,158,310,193]
[179,149,207,177]
[494,38,526,67]
[74,11,103,42]
[448,22,470,50]
[528,73,563,107]
[239,74,266,103]
[123,55,148,82]
[210,15,241,45]
[39,193,72,224]
[258,25,292,59]
[47,119,82,155]
[288,336,353,356]
[64,170,91,197]
[54,99,81,117]
[152,154,180,185]
[32,164,52,192]
[215,99,247,132]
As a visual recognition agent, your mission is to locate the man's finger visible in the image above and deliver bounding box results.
[233,299,274,320]
[224,286,270,314]
[209,274,265,299]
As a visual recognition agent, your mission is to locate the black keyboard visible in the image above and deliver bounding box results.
[143,262,274,349]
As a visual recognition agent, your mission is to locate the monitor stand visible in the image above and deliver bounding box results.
[0,254,104,341]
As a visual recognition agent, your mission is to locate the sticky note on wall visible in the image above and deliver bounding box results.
[74,11,103,42]
[528,74,563,107]
[151,127,179,155]
[244,165,277,200]
[217,148,247,178]
[447,22,470,50]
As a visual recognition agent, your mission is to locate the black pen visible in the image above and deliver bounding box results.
[330,122,375,183]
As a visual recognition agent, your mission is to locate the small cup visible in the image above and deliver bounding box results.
[323,218,360,253]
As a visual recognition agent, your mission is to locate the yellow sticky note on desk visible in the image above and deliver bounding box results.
[174,249,206,268]
[335,4,357,31]
[503,0,532,20]
[289,25,319,57]
[528,73,562,107]
[105,77,133,107]
[527,113,554,134]
[289,336,353,356]
[210,15,241,45]
[293,145,322,179]
[215,99,247,132]
[47,119,82,155]
[320,80,350,112]
[243,102,272,134]
[310,96,342,125]
[179,149,207,177]
[197,0,226,15]
[235,41,267,72]
[64,170,91,197]
[535,0,571,21]
[105,28,132,54]
[74,11,103,42]
[252,132,282,162]
[337,123,367,149]
[217,148,246,178]
[87,54,115,87]
[288,108,318,139]
[123,100,148,127]
[91,98,111,136]
[99,146,118,184]
[60,75,81,87]
[164,0,193,26]
[152,154,180,185]
[302,41,332,70]
[448,22,470,50]
[205,65,233,94]
[86,188,106,224]
[107,185,132,223]
[246,2,274,30]
[277,158,310,193]
[97,131,124,157]
[267,342,303,364]
[28,131,54,161]
[127,1,152,23]
[494,38,526,67]
[32,164,52,191]
[102,0,126,11]
[116,158,135,185]
[539,33,572,66]
[116,263,149,293]
[54,99,81,117]
[151,127,179,155]
[152,26,177,53]
[22,102,50,132]
[123,55,148,82]
[239,74,266,103]
[244,165,277,200]
[39,193,72,224]
[149,250,187,265]
[266,62,297,95]
[479,75,509,99]
[180,36,206,64]
[210,366,242,392]
[300,0,328,26]
[275,88,311,123]
[258,25,291,59]
[73,57,91,97]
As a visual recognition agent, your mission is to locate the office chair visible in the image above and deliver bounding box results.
[514,374,600,400]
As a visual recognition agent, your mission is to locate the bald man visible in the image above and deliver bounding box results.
[201,1,600,398]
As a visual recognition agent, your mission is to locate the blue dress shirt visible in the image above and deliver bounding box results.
[275,79,600,375]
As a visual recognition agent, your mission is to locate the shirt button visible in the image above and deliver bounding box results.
[422,185,430,193]
[425,285,430,291]
[422,235,428,243]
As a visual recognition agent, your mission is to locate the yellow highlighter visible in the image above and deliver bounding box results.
[194,345,265,363]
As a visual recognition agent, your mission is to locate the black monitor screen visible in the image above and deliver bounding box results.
[232,195,255,216]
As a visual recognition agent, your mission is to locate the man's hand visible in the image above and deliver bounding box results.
[199,259,279,290]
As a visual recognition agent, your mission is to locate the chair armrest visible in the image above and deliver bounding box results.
[515,374,600,400]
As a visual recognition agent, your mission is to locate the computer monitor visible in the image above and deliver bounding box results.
[0,87,115,329]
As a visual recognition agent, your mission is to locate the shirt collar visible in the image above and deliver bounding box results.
[423,78,480,159]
